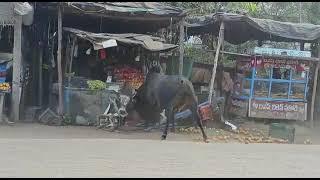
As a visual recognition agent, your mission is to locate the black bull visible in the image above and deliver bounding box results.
[126,70,208,142]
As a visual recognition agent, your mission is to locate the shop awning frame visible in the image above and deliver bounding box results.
[63,27,178,52]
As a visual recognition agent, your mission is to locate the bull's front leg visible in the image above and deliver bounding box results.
[144,119,149,131]
[161,105,173,140]
[144,115,160,132]
[143,115,152,130]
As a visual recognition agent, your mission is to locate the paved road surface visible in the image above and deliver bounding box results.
[0,138,319,178]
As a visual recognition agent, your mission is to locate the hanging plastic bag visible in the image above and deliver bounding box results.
[73,44,78,58]
[99,49,107,60]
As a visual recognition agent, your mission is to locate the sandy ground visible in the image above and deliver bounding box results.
[0,123,196,141]
[0,123,319,177]
[0,138,319,177]
[236,120,320,144]
[0,122,318,144]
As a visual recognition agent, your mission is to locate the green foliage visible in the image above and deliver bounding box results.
[184,43,215,64]
[164,2,218,16]
[166,2,317,24]
[166,2,320,62]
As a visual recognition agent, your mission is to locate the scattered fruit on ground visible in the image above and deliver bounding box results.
[304,139,312,145]
[178,126,289,144]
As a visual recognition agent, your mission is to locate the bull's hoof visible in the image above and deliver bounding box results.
[144,127,153,132]
[161,135,167,140]
[203,137,209,143]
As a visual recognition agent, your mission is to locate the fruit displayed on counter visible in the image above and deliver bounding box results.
[113,65,144,89]
[0,83,10,91]
[130,78,144,90]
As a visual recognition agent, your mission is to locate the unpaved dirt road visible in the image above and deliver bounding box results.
[0,123,319,178]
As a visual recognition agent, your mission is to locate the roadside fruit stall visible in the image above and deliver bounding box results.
[185,12,320,126]
[113,65,144,90]
[230,47,311,121]
[57,27,178,126]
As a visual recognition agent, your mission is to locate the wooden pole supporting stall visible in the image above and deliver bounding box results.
[48,19,56,108]
[68,36,77,85]
[11,14,23,122]
[178,17,185,75]
[208,21,225,103]
[219,32,225,97]
[38,43,43,107]
[310,43,320,128]
[300,42,305,51]
[63,38,70,80]
[57,6,64,116]
[65,36,76,115]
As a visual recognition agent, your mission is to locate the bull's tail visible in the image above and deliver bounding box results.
[177,78,208,142]
[186,81,208,142]
[191,100,208,142]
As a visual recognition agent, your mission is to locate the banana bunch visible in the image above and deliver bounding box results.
[0,83,10,91]
[87,80,106,91]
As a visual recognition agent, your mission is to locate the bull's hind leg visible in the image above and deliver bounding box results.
[171,110,176,133]
[191,102,208,142]
[161,106,173,140]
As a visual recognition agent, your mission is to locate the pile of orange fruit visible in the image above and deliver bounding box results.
[0,83,10,91]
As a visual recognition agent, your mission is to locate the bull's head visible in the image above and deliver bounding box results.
[125,89,139,114]
[125,88,158,123]
[125,89,144,122]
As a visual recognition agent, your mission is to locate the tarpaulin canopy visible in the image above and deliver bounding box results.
[62,2,185,16]
[44,2,185,17]
[185,12,320,44]
[35,2,185,33]
[63,27,178,52]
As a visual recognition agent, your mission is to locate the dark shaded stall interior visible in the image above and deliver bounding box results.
[25,2,185,116]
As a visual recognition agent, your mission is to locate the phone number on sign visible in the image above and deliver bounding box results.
[252,102,299,112]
